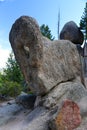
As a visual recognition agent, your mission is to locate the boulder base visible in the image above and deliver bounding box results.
[49,100,81,130]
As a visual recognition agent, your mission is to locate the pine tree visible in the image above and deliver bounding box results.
[40,24,55,40]
[0,52,25,97]
[3,52,23,83]
[80,2,87,40]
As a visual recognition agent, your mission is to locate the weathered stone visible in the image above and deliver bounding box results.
[15,93,36,109]
[74,117,87,130]
[9,16,84,95]
[78,96,87,117]
[43,81,87,108]
[9,16,44,95]
[48,100,81,130]
[0,103,24,126]
[41,40,84,92]
[60,21,84,45]
[0,101,50,130]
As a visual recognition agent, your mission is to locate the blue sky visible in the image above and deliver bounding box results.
[0,0,86,68]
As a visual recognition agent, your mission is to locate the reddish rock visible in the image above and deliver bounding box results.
[49,100,81,130]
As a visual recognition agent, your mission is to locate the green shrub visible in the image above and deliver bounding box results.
[0,81,22,97]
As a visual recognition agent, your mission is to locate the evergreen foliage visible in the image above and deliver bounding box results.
[80,2,87,40]
[0,52,25,97]
[3,52,23,83]
[40,24,55,40]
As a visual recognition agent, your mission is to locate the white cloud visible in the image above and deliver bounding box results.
[0,0,14,2]
[0,45,10,69]
[0,0,5,1]
[0,30,11,69]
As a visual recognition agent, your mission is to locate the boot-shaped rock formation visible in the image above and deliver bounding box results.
[9,16,84,96]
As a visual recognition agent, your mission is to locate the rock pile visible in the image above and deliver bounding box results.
[9,16,87,130]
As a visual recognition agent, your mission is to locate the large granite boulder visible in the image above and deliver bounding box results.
[60,21,84,45]
[9,16,84,95]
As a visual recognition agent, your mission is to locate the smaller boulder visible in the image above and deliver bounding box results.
[43,81,87,109]
[49,99,81,130]
[60,21,84,45]
[15,93,36,109]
